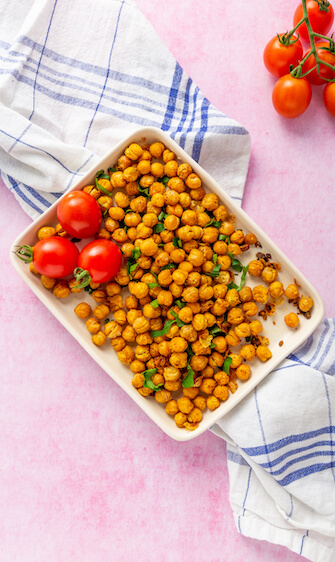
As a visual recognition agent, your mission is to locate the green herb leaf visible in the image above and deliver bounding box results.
[143,368,163,391]
[84,286,94,295]
[158,175,169,186]
[108,167,117,174]
[223,356,233,374]
[148,282,160,289]
[245,336,251,342]
[150,299,159,308]
[209,325,222,336]
[137,180,150,198]
[151,319,176,338]
[182,369,195,388]
[104,318,110,324]
[213,253,218,264]
[170,309,186,327]
[207,264,221,278]
[158,210,165,221]
[228,265,249,292]
[95,178,112,196]
[128,263,138,275]
[132,246,141,260]
[175,300,186,309]
[172,237,182,248]
[227,253,243,272]
[210,342,216,349]
[153,223,165,233]
[204,219,222,228]
[96,169,110,180]
[227,283,238,290]
[219,234,230,243]
[161,263,175,270]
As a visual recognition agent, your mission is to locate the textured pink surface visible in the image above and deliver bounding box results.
[1,0,334,560]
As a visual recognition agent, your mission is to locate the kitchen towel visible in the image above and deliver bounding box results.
[0,1,334,561]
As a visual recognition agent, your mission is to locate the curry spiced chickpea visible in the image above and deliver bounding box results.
[26,139,315,431]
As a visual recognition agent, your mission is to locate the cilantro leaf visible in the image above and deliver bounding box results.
[175,300,186,309]
[204,219,222,228]
[219,234,230,243]
[223,356,233,374]
[143,368,163,391]
[182,369,195,388]
[172,237,182,248]
[209,325,222,336]
[213,253,218,264]
[151,319,176,338]
[153,223,165,233]
[206,264,221,278]
[170,309,186,327]
[161,263,175,270]
[150,299,159,308]
[227,253,243,272]
[95,178,111,196]
[108,167,117,174]
[158,175,169,186]
[96,169,110,180]
[148,282,160,289]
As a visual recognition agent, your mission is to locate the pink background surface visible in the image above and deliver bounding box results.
[1,1,334,561]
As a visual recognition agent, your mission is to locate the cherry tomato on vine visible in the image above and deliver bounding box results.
[16,237,79,278]
[263,34,303,77]
[75,239,122,286]
[302,42,335,84]
[57,191,102,239]
[293,1,334,42]
[272,75,312,118]
[323,82,335,115]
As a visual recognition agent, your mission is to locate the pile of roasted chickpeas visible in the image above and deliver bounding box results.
[31,140,314,431]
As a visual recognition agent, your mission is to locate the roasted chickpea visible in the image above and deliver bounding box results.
[108,295,124,312]
[220,221,235,236]
[190,355,208,371]
[121,325,136,343]
[155,389,172,404]
[236,364,251,381]
[240,344,256,361]
[214,371,229,385]
[125,143,143,160]
[188,248,205,267]
[252,285,269,304]
[164,160,178,177]
[178,306,193,324]
[103,321,122,339]
[202,227,219,244]
[198,284,214,300]
[73,302,92,322]
[177,162,192,179]
[187,407,203,423]
[179,192,191,208]
[111,336,126,351]
[177,397,194,414]
[213,205,229,221]
[227,243,241,255]
[166,400,179,415]
[191,396,205,411]
[217,255,231,270]
[206,395,220,411]
[130,196,147,214]
[192,314,208,331]
[163,215,179,231]
[179,324,198,342]
[53,281,70,298]
[170,337,188,353]
[157,290,173,307]
[238,286,252,303]
[186,173,201,189]
[202,193,219,211]
[248,320,262,336]
[124,212,141,228]
[299,296,314,313]
[211,299,228,317]
[181,209,197,226]
[213,284,228,299]
[285,312,300,328]
[225,330,240,347]
[133,316,150,334]
[140,238,158,257]
[29,262,40,274]
[268,281,284,298]
[167,177,185,194]
[248,260,264,277]
[134,344,151,362]
[114,268,131,286]
[242,301,258,316]
[244,233,257,245]
[170,352,188,369]
[127,309,142,325]
[149,141,165,158]
[162,149,175,163]
[41,275,56,290]
[158,271,173,288]
[234,322,251,338]
[92,331,107,346]
[174,412,188,428]
[170,269,186,286]
[285,284,300,300]
[86,317,101,334]
[114,309,127,325]
[131,373,145,388]
[182,388,199,400]
[182,286,199,303]
[38,226,56,239]
[256,345,272,362]
[92,304,109,320]
[225,289,240,307]
[228,381,238,394]
[213,240,228,256]
[261,266,278,284]
[179,261,194,273]
[210,336,226,354]
[138,387,153,397]
[208,351,224,369]
[125,181,140,197]
[213,385,229,401]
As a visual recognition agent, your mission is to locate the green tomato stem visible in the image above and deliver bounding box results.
[73,267,91,289]
[289,0,335,83]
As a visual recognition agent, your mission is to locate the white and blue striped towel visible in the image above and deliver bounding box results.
[1,1,334,560]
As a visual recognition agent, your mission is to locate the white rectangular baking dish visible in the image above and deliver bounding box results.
[10,126,324,441]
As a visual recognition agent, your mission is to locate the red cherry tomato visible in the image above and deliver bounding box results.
[263,34,303,77]
[15,237,79,278]
[78,239,122,284]
[323,82,335,115]
[57,191,102,239]
[293,1,334,42]
[272,75,312,118]
[302,42,335,84]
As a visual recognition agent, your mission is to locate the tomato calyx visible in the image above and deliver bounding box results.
[278,32,301,46]
[315,0,331,13]
[15,245,34,263]
[73,266,92,289]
